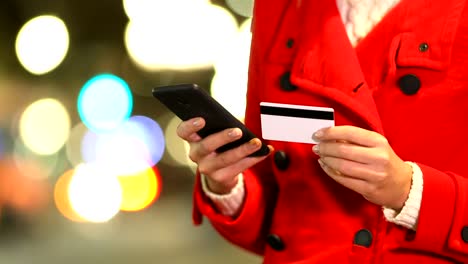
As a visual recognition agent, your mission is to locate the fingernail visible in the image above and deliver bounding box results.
[193,118,203,127]
[312,144,319,154]
[248,139,261,149]
[313,129,324,140]
[228,128,241,137]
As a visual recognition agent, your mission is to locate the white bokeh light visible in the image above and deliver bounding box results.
[68,164,122,223]
[15,15,69,75]
[19,98,71,155]
[211,19,252,119]
[124,1,238,71]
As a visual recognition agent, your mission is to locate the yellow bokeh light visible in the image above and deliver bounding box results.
[124,1,238,71]
[65,122,88,167]
[54,169,85,222]
[226,0,254,17]
[19,98,71,155]
[15,15,69,75]
[68,164,122,223]
[211,19,252,119]
[163,116,197,172]
[118,167,161,212]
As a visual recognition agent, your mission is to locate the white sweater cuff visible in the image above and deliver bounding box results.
[383,161,423,230]
[200,173,245,216]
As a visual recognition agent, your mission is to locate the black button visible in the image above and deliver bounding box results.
[280,72,298,91]
[353,229,373,247]
[462,226,468,243]
[405,230,416,241]
[419,42,429,52]
[274,151,289,170]
[266,234,285,251]
[286,38,294,48]
[398,74,421,95]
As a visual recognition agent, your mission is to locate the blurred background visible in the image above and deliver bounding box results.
[0,0,261,263]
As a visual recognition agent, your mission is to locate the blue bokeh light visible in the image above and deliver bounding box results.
[81,116,165,175]
[127,115,165,166]
[77,74,133,132]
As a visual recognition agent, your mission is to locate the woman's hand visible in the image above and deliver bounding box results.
[312,125,413,210]
[177,117,273,194]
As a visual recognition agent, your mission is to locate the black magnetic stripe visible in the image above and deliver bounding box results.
[260,105,334,120]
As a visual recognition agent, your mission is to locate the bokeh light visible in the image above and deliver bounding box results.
[15,15,69,75]
[54,169,85,222]
[163,116,197,172]
[126,116,165,166]
[65,122,88,167]
[13,138,58,180]
[118,166,161,212]
[68,163,122,223]
[0,158,50,214]
[81,116,165,175]
[0,128,4,158]
[211,19,252,119]
[123,0,211,19]
[19,98,71,155]
[78,74,133,132]
[226,0,254,17]
[124,0,238,71]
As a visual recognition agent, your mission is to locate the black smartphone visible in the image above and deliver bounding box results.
[152,84,270,157]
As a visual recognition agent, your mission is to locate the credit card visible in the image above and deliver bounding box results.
[260,102,335,144]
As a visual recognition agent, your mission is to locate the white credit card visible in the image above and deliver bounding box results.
[260,102,335,144]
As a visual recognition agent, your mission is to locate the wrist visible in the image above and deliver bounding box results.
[390,161,413,211]
[205,175,240,194]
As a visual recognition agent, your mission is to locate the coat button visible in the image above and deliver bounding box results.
[286,38,295,48]
[280,72,298,91]
[266,234,285,251]
[274,151,289,170]
[419,42,429,52]
[398,74,421,95]
[353,229,373,247]
[462,226,468,243]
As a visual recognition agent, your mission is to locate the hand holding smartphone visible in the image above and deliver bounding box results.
[152,84,270,157]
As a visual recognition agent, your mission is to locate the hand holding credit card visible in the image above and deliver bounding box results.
[260,102,335,144]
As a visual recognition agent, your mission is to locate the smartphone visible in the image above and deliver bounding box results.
[152,84,270,157]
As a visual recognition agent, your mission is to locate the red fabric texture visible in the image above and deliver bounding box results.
[193,0,468,262]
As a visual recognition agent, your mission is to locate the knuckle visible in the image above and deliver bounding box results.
[217,154,231,167]
[376,152,390,164]
[336,144,350,156]
[198,141,210,153]
[337,161,350,174]
[376,136,389,146]
[363,185,378,199]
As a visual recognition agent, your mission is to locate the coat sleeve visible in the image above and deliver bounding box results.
[191,62,278,254]
[192,163,277,255]
[389,163,468,262]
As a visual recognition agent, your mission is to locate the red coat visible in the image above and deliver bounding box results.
[193,0,468,263]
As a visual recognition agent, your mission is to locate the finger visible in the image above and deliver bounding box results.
[319,156,376,181]
[313,126,385,147]
[189,127,243,162]
[211,145,274,182]
[314,141,376,164]
[318,159,369,194]
[198,138,266,174]
[176,117,205,141]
